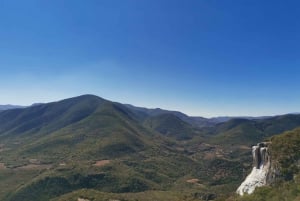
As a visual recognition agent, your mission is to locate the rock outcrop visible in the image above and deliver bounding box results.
[236,142,271,195]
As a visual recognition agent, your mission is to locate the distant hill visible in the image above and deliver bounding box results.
[124,104,278,128]
[0,95,107,138]
[0,94,300,201]
[209,114,300,145]
[0,95,209,201]
[125,104,222,127]
[143,113,199,140]
[209,115,272,124]
[0,104,25,111]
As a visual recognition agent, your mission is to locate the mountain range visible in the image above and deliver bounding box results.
[0,104,26,111]
[0,95,299,201]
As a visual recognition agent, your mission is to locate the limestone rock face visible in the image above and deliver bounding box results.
[236,142,271,195]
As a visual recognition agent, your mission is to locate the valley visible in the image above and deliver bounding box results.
[0,95,300,201]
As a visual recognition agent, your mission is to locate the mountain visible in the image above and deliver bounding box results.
[143,113,199,140]
[0,95,164,161]
[0,95,212,201]
[0,104,25,111]
[124,104,214,127]
[0,95,106,138]
[209,115,273,124]
[0,94,300,201]
[208,114,300,145]
[124,104,277,128]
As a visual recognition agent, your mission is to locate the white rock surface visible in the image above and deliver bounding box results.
[236,143,270,196]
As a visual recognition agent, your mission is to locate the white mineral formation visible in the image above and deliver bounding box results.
[236,142,270,195]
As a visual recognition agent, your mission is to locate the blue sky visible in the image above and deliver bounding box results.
[0,0,299,117]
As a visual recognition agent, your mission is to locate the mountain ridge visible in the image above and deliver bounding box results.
[0,94,300,201]
[0,104,26,111]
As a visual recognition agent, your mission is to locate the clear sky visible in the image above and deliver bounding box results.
[0,0,299,117]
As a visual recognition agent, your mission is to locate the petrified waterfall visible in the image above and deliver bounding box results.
[236,142,271,196]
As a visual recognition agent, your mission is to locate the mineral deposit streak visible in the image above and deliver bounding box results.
[236,142,271,196]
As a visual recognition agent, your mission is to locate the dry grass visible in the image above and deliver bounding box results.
[16,164,52,170]
[186,178,199,183]
[93,160,110,167]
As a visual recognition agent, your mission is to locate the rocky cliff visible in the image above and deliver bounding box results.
[236,142,272,195]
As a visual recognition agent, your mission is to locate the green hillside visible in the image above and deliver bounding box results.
[143,113,199,140]
[0,95,105,139]
[225,128,300,201]
[0,95,215,201]
[0,95,300,201]
[210,115,300,146]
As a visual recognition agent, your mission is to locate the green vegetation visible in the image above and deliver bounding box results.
[1,95,300,200]
[210,115,300,146]
[225,128,300,201]
[143,113,199,140]
[51,189,202,201]
[270,128,300,180]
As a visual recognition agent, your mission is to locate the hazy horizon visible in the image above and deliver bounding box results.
[0,94,299,118]
[1,1,299,117]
